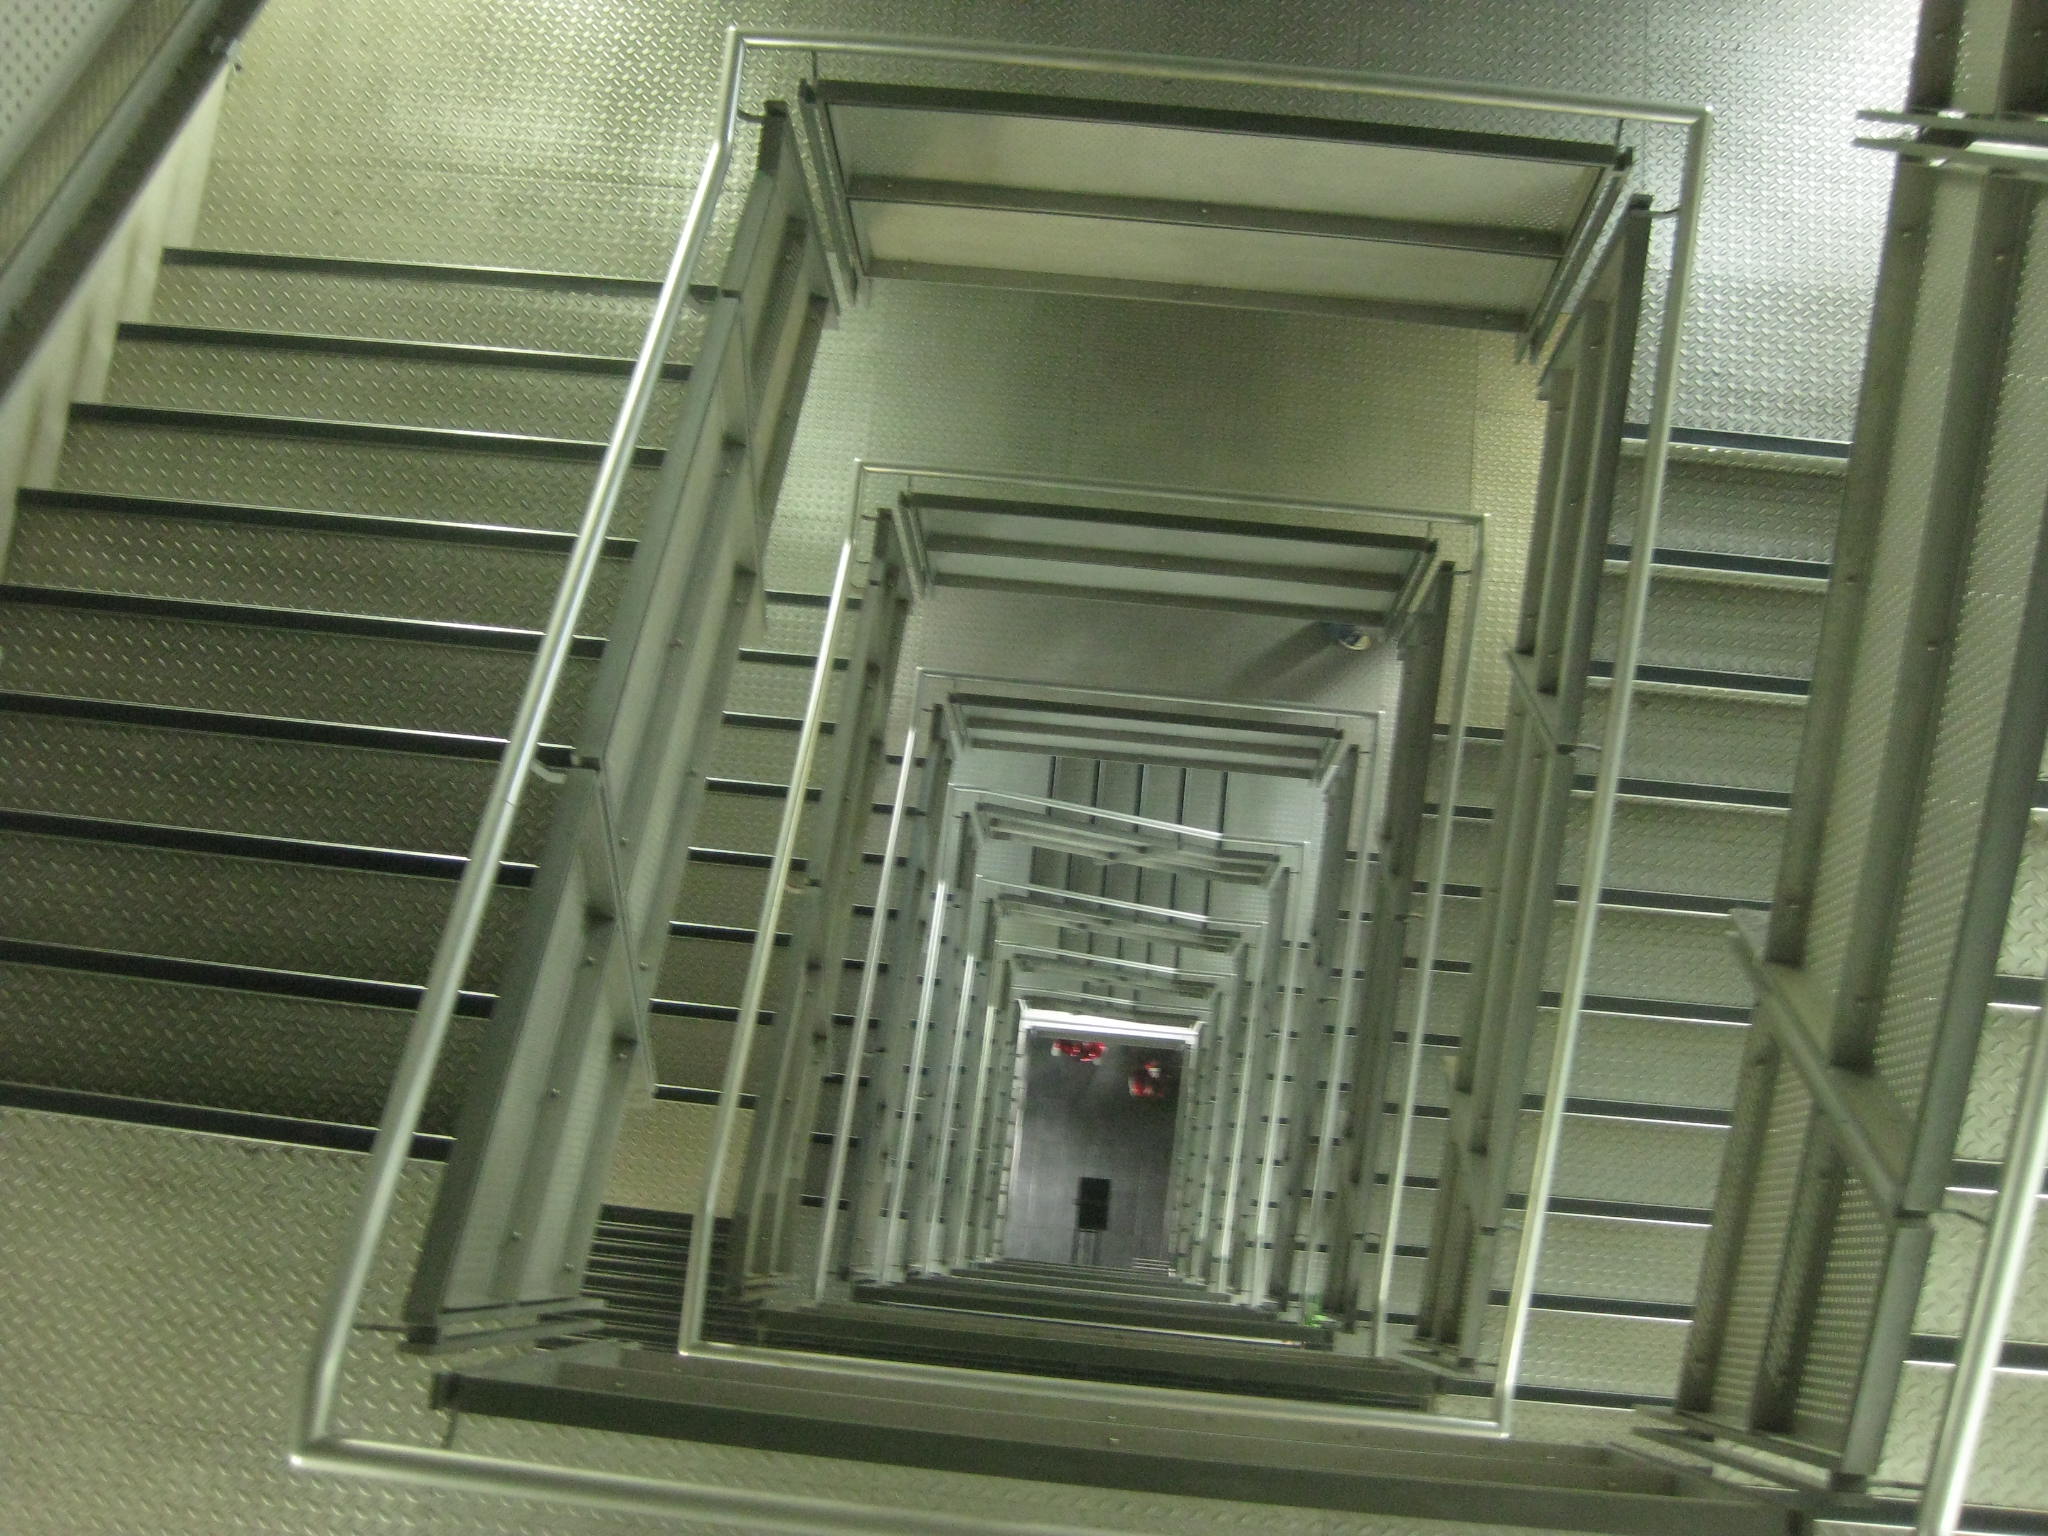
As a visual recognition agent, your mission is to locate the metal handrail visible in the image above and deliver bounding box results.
[1490,111,1711,1434]
[297,23,749,1448]
[294,27,1706,1527]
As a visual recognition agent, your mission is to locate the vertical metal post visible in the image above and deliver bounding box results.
[677,536,858,1350]
[1915,998,2048,1536]
[811,729,918,1300]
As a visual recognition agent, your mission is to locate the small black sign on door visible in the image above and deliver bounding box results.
[1075,1176,1112,1233]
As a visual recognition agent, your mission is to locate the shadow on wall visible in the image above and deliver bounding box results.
[1002,1041,1182,1268]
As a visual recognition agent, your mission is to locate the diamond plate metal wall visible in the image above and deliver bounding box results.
[0,0,127,172]
[0,1109,1595,1536]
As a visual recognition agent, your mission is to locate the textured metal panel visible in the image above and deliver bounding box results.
[152,260,684,358]
[0,828,517,987]
[1800,173,1987,1011]
[1710,1069,1811,1421]
[1521,1211,1710,1310]
[1872,528,2046,1118]
[1559,798,1785,907]
[0,600,597,736]
[647,1015,739,1092]
[1431,893,1751,1009]
[1556,901,1753,1011]
[701,718,836,786]
[199,0,1910,442]
[0,959,480,1130]
[1402,1111,1725,1212]
[1915,1191,2048,1346]
[1595,568,1826,684]
[103,335,687,441]
[1428,797,1785,903]
[0,0,127,169]
[672,858,774,930]
[1511,1112,1729,1213]
[1540,1012,1748,1113]
[1583,684,1809,797]
[721,654,830,723]
[1427,733,1501,813]
[1510,1307,1689,1399]
[6,503,628,632]
[1884,1361,2048,1511]
[54,417,662,536]
[606,1100,749,1217]
[0,1116,1608,1536]
[1612,449,1845,566]
[690,785,794,855]
[0,706,551,860]
[1411,1019,1744,1119]
[1998,809,2048,978]
[1957,1003,2040,1161]
[1788,1178,1893,1446]
[0,0,184,254]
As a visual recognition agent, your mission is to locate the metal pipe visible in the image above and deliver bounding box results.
[811,727,919,1300]
[1373,528,1486,1355]
[948,998,1003,1267]
[1492,109,1713,1429]
[296,25,747,1446]
[1915,997,2048,1536]
[881,875,954,1280]
[918,953,980,1267]
[678,532,859,1349]
[1300,740,1383,1310]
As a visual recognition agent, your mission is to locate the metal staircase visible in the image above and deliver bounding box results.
[1394,437,1848,1406]
[0,121,839,1166]
[4,12,2045,1536]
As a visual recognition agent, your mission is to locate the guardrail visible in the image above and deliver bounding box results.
[295,28,1708,1530]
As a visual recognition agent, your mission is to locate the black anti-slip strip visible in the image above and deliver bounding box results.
[0,934,495,1015]
[70,400,665,465]
[17,485,641,556]
[0,581,608,656]
[1590,657,1812,696]
[0,1081,453,1161]
[0,806,536,885]
[1605,540,1831,581]
[118,319,690,379]
[1621,421,1851,460]
[162,246,665,295]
